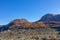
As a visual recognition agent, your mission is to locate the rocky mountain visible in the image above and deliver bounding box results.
[0,19,48,32]
[0,14,60,40]
[39,14,60,22]
[1,14,60,32]
[37,14,60,32]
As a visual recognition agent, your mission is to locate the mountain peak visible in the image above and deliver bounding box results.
[46,13,60,16]
[7,18,29,26]
[38,13,60,22]
[13,18,28,23]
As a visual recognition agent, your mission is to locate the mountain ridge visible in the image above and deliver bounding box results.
[0,13,60,40]
[39,14,60,22]
[0,13,60,32]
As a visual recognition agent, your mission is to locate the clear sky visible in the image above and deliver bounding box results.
[0,0,60,24]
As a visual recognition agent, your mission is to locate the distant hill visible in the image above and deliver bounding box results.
[39,14,60,22]
[37,14,60,32]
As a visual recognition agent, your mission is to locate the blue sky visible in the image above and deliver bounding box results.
[0,0,60,24]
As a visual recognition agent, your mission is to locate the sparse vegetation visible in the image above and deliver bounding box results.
[0,14,60,40]
[0,27,58,40]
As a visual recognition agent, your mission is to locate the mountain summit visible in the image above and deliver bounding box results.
[7,19,32,28]
[10,19,29,24]
[39,14,60,22]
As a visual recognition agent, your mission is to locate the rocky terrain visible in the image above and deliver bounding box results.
[0,14,60,40]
